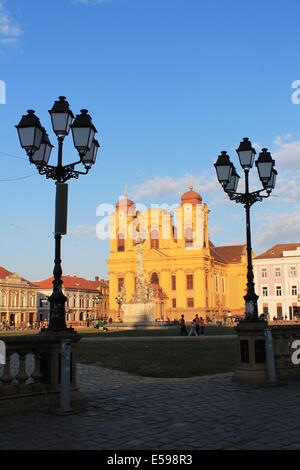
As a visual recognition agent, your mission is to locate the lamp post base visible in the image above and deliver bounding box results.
[233,320,268,383]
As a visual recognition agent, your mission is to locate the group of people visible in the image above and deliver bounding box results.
[180,314,205,336]
[0,320,49,331]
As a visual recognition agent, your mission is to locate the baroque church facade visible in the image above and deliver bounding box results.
[107,184,248,322]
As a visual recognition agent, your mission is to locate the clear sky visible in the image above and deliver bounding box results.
[1,0,300,282]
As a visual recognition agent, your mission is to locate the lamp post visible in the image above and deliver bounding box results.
[214,138,277,321]
[16,97,100,331]
[92,293,103,320]
[115,295,123,322]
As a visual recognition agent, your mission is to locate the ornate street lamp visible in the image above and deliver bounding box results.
[92,292,103,320]
[16,96,100,331]
[214,138,276,321]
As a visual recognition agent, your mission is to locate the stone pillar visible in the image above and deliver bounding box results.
[233,320,268,383]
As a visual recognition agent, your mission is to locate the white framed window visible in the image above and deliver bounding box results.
[275,267,281,278]
[276,285,282,296]
[221,276,225,295]
[290,266,297,277]
[11,293,17,307]
[261,268,267,278]
[215,275,219,293]
[292,285,298,296]
[262,286,268,297]
[29,294,35,307]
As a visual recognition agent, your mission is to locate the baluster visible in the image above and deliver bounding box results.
[31,352,45,391]
[0,352,17,396]
[16,351,29,393]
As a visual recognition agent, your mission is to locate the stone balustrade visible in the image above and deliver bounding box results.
[0,330,84,415]
[270,324,300,381]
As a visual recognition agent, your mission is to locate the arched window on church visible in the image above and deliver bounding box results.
[185,226,193,247]
[117,232,125,252]
[150,272,159,285]
[150,229,159,249]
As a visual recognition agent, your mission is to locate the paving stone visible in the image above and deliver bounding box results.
[1,363,300,450]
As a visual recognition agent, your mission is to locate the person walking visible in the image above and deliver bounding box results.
[188,318,198,336]
[180,314,188,336]
[199,316,205,335]
[195,314,200,336]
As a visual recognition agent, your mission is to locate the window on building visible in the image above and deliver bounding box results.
[290,266,297,277]
[185,227,193,247]
[263,306,269,317]
[187,297,194,308]
[275,267,281,277]
[221,276,225,295]
[277,305,283,319]
[292,285,298,296]
[262,286,268,297]
[29,295,34,307]
[118,277,124,292]
[150,272,159,285]
[150,230,159,249]
[215,275,219,293]
[276,286,282,296]
[172,298,176,308]
[117,232,125,252]
[171,275,176,291]
[261,268,267,278]
[186,274,193,290]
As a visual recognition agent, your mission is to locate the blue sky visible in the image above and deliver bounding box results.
[1,0,300,282]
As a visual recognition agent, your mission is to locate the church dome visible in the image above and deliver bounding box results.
[181,180,202,206]
[116,186,136,214]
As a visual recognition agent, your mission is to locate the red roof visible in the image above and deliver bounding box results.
[255,243,300,260]
[0,266,38,286]
[0,266,13,279]
[211,245,247,263]
[35,275,101,292]
[90,278,109,289]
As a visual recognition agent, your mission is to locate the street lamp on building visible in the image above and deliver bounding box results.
[115,295,123,322]
[16,97,99,331]
[214,138,277,321]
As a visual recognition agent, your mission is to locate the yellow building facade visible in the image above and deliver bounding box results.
[107,185,248,322]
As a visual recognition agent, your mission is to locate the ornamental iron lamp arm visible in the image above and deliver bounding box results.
[214,138,276,321]
[16,97,99,331]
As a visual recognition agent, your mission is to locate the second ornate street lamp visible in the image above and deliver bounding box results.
[92,293,103,320]
[214,138,277,321]
[16,97,100,331]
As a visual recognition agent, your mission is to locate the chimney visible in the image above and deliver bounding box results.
[95,276,99,282]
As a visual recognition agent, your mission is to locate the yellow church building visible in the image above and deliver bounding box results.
[107,184,248,322]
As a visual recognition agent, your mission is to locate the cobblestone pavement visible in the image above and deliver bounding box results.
[1,363,300,450]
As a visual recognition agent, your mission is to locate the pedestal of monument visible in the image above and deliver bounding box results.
[122,302,155,325]
[233,320,268,384]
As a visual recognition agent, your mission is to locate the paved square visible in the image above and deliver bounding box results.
[1,363,300,450]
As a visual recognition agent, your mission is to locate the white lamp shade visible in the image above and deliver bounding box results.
[236,138,256,169]
[214,151,233,184]
[81,139,100,165]
[49,96,74,136]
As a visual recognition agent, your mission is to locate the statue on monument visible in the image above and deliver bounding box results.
[121,220,156,324]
